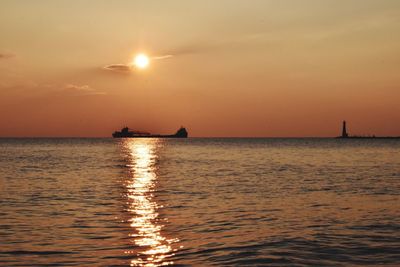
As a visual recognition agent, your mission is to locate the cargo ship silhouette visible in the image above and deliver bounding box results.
[113,126,188,138]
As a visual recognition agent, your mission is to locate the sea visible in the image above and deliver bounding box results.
[0,138,399,266]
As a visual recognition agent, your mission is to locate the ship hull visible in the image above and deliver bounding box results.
[112,134,187,138]
[112,126,188,138]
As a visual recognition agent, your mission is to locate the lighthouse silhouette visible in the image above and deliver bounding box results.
[341,121,349,138]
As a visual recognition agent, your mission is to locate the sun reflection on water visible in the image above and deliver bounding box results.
[122,139,177,267]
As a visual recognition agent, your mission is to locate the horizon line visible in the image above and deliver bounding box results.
[1,136,400,139]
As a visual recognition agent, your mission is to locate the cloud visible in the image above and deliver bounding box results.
[160,43,236,56]
[103,55,173,74]
[152,55,174,60]
[0,52,15,59]
[63,84,106,96]
[103,63,132,73]
[64,84,92,91]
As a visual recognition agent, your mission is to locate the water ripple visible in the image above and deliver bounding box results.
[1,138,399,266]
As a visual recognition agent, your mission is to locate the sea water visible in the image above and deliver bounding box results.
[1,138,399,266]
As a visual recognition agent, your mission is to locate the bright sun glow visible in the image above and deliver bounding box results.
[133,54,149,69]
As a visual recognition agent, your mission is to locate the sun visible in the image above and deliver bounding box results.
[133,53,149,69]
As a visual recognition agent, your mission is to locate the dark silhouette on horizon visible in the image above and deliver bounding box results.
[112,126,188,138]
[341,121,349,138]
[337,121,399,139]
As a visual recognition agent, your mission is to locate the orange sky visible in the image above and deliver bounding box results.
[1,0,400,137]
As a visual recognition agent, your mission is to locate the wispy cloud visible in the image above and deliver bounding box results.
[0,52,15,59]
[152,55,174,60]
[63,84,106,96]
[103,63,132,73]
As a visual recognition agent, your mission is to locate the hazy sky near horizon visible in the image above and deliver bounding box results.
[1,0,400,137]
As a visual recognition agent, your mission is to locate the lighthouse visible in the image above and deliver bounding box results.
[341,121,349,138]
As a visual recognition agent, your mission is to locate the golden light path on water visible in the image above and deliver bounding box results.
[122,139,177,267]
